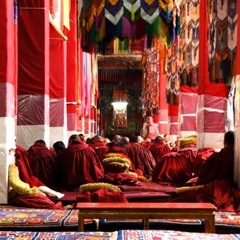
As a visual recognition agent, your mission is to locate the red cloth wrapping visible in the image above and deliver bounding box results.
[27,143,57,187]
[9,193,63,209]
[57,142,104,189]
[88,140,109,161]
[149,143,171,163]
[76,189,128,203]
[178,146,197,165]
[127,143,156,178]
[152,152,195,185]
[170,180,240,211]
[15,146,45,187]
[194,147,215,175]
[197,146,234,185]
[104,172,138,185]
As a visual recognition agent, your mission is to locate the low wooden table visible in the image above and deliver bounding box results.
[76,202,216,233]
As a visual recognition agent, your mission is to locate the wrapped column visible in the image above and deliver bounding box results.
[0,0,18,203]
[179,87,198,138]
[17,0,50,149]
[67,0,78,137]
[49,24,67,146]
[158,74,168,135]
[168,104,179,140]
[197,0,230,150]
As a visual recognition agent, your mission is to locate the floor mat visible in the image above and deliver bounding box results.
[0,206,95,231]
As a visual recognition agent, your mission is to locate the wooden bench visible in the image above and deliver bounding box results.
[76,202,216,233]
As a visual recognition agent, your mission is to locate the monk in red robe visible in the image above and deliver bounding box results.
[197,131,235,185]
[171,179,240,211]
[152,152,195,185]
[15,145,45,188]
[27,140,57,188]
[56,134,104,190]
[141,116,160,140]
[127,135,156,178]
[149,136,171,163]
[13,146,64,209]
[88,135,109,161]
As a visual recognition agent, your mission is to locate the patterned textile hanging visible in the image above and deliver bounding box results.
[178,0,199,88]
[141,48,160,116]
[80,0,179,52]
[209,0,237,84]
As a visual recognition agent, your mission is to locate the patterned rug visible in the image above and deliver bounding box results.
[215,211,240,226]
[0,231,117,240]
[118,230,240,240]
[0,207,94,231]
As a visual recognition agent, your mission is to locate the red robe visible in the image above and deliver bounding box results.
[197,146,234,185]
[170,180,240,211]
[27,143,57,187]
[149,142,171,163]
[127,143,156,178]
[9,193,63,209]
[152,152,195,185]
[178,146,197,165]
[15,145,44,187]
[194,147,215,176]
[57,141,104,189]
[88,139,109,161]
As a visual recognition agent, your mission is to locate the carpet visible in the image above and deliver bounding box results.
[117,230,240,240]
[215,211,240,226]
[0,231,117,240]
[0,206,95,231]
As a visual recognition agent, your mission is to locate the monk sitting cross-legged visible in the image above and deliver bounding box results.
[56,134,104,191]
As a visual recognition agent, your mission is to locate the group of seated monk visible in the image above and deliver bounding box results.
[9,130,239,212]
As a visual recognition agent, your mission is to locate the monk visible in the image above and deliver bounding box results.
[127,135,156,178]
[27,140,57,188]
[56,134,104,190]
[88,135,109,161]
[149,136,171,163]
[197,131,234,185]
[141,116,160,140]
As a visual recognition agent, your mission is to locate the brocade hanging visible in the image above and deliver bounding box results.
[141,48,160,116]
[80,0,179,52]
[208,0,237,84]
[178,0,199,88]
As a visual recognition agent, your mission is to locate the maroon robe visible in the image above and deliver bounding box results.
[15,145,44,187]
[75,189,128,204]
[9,193,63,209]
[194,147,215,176]
[88,139,109,161]
[27,143,57,187]
[57,141,104,189]
[126,143,156,178]
[170,180,240,211]
[152,152,195,185]
[197,145,234,185]
[178,146,197,166]
[149,142,171,163]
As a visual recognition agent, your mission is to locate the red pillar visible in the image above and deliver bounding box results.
[0,0,17,203]
[168,104,179,139]
[49,24,67,146]
[67,0,78,136]
[17,0,50,149]
[158,73,168,135]
[179,86,198,138]
[197,1,230,150]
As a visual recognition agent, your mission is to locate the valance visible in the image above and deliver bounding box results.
[80,0,179,52]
